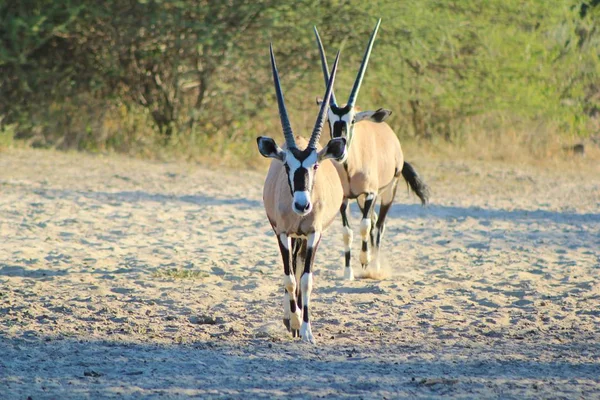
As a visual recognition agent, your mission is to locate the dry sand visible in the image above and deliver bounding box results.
[0,148,599,399]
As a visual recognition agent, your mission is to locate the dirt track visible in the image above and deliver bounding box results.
[1,148,599,399]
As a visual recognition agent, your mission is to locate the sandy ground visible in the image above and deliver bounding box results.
[0,148,599,399]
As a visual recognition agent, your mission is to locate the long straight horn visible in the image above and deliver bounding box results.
[308,51,340,149]
[270,43,296,148]
[313,26,337,106]
[347,18,381,107]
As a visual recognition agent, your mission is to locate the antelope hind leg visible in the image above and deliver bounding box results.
[359,193,377,268]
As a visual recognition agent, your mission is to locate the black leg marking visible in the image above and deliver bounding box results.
[374,178,399,252]
[282,287,291,332]
[362,196,375,220]
[357,199,365,215]
[359,194,377,268]
[370,207,378,247]
[376,202,393,248]
[340,199,352,269]
[277,235,291,276]
[303,305,309,323]
[340,199,350,227]
[304,245,315,275]
[302,235,321,328]
[278,234,301,337]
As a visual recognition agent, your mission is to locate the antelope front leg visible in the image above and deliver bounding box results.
[277,234,301,337]
[300,232,321,344]
[340,198,354,280]
[359,193,377,268]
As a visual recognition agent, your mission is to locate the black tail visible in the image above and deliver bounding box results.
[401,161,430,205]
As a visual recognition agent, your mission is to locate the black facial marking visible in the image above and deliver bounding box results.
[283,164,293,195]
[326,138,346,160]
[330,104,352,116]
[287,147,318,193]
[332,121,346,138]
[293,167,309,192]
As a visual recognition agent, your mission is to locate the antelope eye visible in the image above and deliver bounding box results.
[313,164,319,170]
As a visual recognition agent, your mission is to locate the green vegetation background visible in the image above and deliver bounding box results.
[1,0,598,164]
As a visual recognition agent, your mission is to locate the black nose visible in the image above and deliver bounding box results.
[294,202,310,212]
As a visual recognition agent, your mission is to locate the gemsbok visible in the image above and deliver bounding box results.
[314,19,430,280]
[257,44,347,343]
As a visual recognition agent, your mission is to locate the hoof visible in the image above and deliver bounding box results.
[290,310,302,330]
[344,267,355,281]
[300,323,315,344]
[283,318,291,332]
[359,250,371,267]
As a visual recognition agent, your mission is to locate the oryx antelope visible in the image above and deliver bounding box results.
[314,19,429,280]
[257,44,347,343]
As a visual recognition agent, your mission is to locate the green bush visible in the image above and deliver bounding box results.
[0,0,598,159]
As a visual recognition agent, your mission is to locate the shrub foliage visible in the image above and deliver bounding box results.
[1,0,599,155]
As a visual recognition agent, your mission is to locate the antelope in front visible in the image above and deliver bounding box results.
[257,44,346,343]
[314,20,429,280]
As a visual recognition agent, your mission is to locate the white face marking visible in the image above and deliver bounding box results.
[302,151,317,166]
[327,109,337,135]
[285,149,301,170]
[341,112,354,124]
[284,150,318,189]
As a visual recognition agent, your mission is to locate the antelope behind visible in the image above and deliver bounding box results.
[314,20,430,280]
[257,44,346,343]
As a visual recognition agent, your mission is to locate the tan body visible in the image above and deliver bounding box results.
[334,121,403,198]
[313,20,429,280]
[259,43,345,343]
[263,137,344,236]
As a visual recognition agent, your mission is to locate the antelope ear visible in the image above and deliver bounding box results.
[355,108,392,123]
[315,96,323,106]
[257,137,285,161]
[318,137,347,162]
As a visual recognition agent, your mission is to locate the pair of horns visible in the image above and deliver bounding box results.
[314,18,381,108]
[270,44,340,150]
